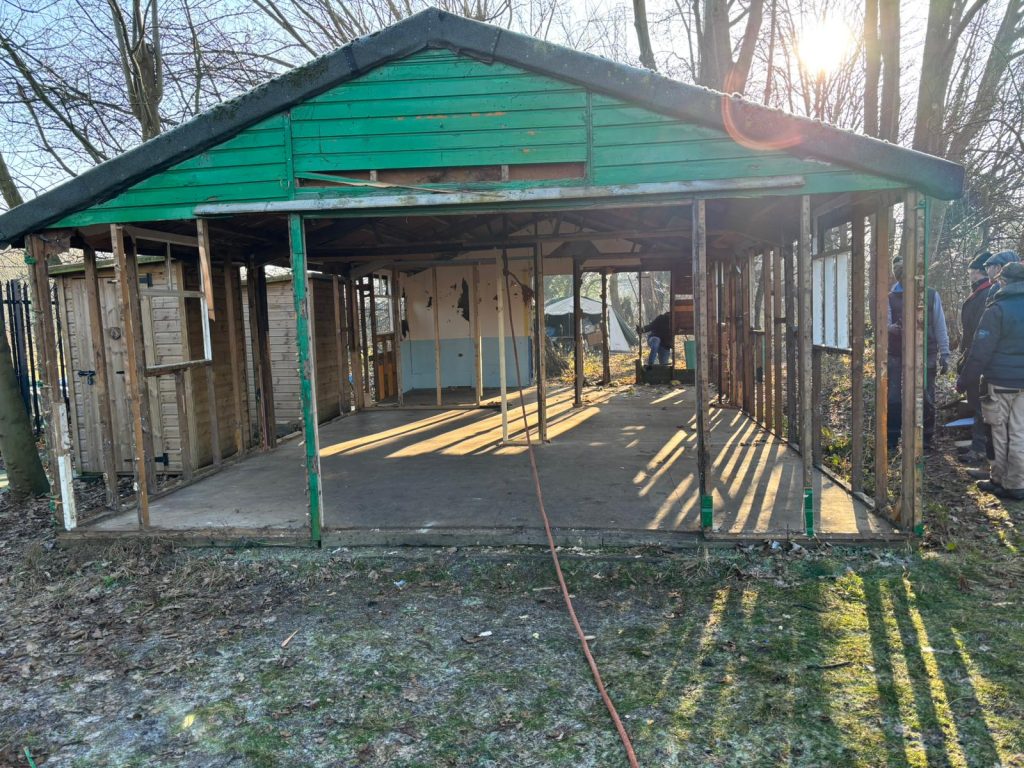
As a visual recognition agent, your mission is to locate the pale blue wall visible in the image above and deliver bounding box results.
[400,337,532,391]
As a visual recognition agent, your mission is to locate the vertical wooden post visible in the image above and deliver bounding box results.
[472,263,483,405]
[196,219,216,322]
[25,235,77,530]
[533,244,547,441]
[798,197,814,491]
[902,192,925,532]
[431,267,442,407]
[763,249,774,431]
[812,347,823,465]
[110,226,153,525]
[336,276,351,415]
[223,259,244,456]
[873,208,890,513]
[82,244,119,509]
[693,201,713,529]
[850,212,867,494]
[332,276,347,414]
[600,270,611,386]
[496,254,509,441]
[346,278,366,411]
[573,257,584,407]
[368,276,380,401]
[251,263,276,447]
[391,268,404,406]
[741,253,753,415]
[772,247,784,436]
[174,370,193,482]
[287,214,323,543]
[785,243,798,443]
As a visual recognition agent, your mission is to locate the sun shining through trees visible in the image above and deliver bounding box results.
[797,17,855,77]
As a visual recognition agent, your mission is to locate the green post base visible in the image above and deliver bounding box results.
[700,494,713,529]
[803,488,814,537]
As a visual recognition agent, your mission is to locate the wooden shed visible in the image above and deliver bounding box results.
[0,10,963,544]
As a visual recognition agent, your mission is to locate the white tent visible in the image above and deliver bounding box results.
[544,296,634,353]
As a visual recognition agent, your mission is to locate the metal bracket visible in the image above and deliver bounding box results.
[77,369,96,385]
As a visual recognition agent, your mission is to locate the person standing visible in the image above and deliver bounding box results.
[985,251,1019,299]
[641,311,673,368]
[887,257,951,450]
[957,259,1024,499]
[958,252,994,466]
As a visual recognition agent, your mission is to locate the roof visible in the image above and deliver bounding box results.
[0,8,964,247]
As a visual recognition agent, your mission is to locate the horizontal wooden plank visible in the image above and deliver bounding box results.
[291,90,587,121]
[593,123,741,148]
[308,73,583,103]
[592,145,814,169]
[289,109,586,139]
[293,145,587,172]
[122,162,287,193]
[293,126,586,157]
[90,179,290,209]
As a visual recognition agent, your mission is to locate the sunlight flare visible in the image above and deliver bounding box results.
[798,18,855,76]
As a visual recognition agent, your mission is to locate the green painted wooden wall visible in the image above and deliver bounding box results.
[55,50,902,228]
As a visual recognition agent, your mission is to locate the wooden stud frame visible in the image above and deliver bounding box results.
[472,264,483,405]
[431,267,442,407]
[873,207,891,514]
[901,192,925,532]
[772,247,784,437]
[573,257,584,408]
[110,225,154,524]
[391,268,405,406]
[82,243,121,509]
[798,196,814,489]
[26,233,78,530]
[287,214,324,543]
[600,270,611,386]
[533,243,548,442]
[692,200,712,526]
[496,252,509,441]
[850,212,867,493]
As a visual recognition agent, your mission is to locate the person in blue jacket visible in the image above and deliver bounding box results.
[957,258,1024,500]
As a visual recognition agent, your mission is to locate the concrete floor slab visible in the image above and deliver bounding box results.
[86,385,893,540]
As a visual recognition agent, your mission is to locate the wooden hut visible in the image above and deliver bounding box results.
[0,10,963,544]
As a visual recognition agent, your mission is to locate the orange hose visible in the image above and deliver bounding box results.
[502,259,640,768]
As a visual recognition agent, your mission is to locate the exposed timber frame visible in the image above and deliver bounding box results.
[692,200,713,530]
[287,214,324,544]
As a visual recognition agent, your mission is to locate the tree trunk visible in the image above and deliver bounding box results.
[879,0,900,142]
[632,0,657,70]
[0,151,48,498]
[0,306,49,498]
[864,0,881,136]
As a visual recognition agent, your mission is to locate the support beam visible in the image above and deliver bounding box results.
[785,243,798,443]
[196,219,216,321]
[25,234,78,530]
[763,249,774,431]
[82,244,119,509]
[110,226,153,525]
[472,264,483,405]
[174,370,193,483]
[601,270,611,386]
[798,197,814,491]
[337,276,354,415]
[772,247,784,436]
[850,213,867,493]
[392,268,404,406]
[248,261,276,447]
[692,200,713,529]
[205,365,221,467]
[533,244,547,441]
[368,275,381,401]
[741,254,753,415]
[573,257,584,408]
[346,278,366,411]
[224,260,245,456]
[496,254,509,441]
[287,214,324,544]
[871,208,891,514]
[431,267,442,407]
[901,193,925,533]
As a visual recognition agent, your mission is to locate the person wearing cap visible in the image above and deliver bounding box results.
[958,251,995,465]
[985,251,1020,299]
[887,257,950,450]
[957,260,1024,499]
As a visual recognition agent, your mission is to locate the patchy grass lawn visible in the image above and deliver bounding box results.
[2,457,1023,767]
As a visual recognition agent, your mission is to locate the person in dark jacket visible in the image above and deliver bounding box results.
[958,252,994,464]
[887,258,950,449]
[642,311,673,367]
[957,259,1024,499]
[984,250,1019,300]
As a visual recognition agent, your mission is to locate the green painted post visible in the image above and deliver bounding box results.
[803,488,814,538]
[700,495,714,530]
[288,214,323,544]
